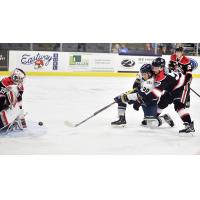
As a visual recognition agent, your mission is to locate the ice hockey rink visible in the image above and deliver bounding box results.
[0,76,199,155]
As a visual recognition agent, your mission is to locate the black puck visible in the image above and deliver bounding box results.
[38,121,43,126]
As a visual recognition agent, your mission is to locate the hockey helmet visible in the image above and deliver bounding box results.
[140,64,152,73]
[140,64,153,78]
[152,57,166,68]
[175,46,184,52]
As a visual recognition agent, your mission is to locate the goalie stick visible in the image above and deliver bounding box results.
[64,101,116,127]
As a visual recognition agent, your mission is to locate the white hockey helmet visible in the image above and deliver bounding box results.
[11,68,26,84]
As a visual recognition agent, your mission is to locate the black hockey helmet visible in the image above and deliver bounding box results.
[140,64,153,76]
[175,46,184,52]
[152,57,166,68]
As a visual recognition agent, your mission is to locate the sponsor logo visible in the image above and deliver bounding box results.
[34,59,44,69]
[138,57,155,63]
[0,50,8,67]
[21,53,53,69]
[53,53,58,70]
[0,54,6,61]
[94,59,111,65]
[69,55,89,66]
[121,59,135,67]
[190,58,198,71]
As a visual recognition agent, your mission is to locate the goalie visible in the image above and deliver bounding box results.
[0,68,26,132]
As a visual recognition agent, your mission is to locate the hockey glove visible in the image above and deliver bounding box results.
[168,61,176,71]
[114,93,129,104]
[133,100,141,111]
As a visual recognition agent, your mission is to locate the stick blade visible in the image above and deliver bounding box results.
[64,120,75,127]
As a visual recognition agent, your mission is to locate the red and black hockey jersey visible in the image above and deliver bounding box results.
[139,70,185,103]
[169,54,192,84]
[0,77,24,109]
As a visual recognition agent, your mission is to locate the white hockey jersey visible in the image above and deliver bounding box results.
[140,76,155,95]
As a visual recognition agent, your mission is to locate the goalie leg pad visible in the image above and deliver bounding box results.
[0,105,21,128]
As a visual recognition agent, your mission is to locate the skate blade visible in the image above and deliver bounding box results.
[179,131,195,137]
[111,124,126,128]
[140,124,148,127]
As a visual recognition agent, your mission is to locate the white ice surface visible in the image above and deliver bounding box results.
[0,76,199,154]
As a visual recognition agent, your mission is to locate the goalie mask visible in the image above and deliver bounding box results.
[11,68,26,84]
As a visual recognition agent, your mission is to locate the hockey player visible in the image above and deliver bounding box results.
[152,57,195,133]
[168,46,193,108]
[111,63,174,128]
[0,68,26,131]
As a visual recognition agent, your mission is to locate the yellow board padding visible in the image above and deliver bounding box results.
[26,71,139,77]
[0,71,200,78]
[0,71,137,77]
[0,71,11,76]
[192,74,200,78]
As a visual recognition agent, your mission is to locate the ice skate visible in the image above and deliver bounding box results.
[162,114,174,127]
[111,116,126,127]
[179,121,195,134]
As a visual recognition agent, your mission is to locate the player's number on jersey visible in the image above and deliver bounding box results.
[142,87,150,94]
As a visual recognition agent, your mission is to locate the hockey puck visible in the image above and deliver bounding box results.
[38,121,43,126]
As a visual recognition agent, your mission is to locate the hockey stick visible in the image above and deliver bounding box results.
[64,101,116,127]
[191,88,200,98]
